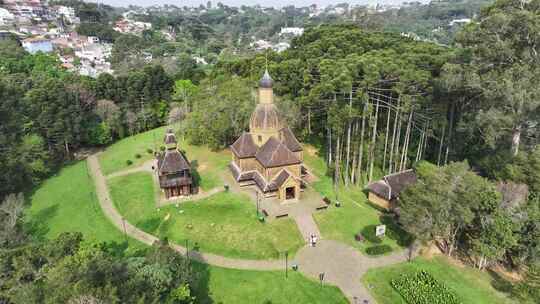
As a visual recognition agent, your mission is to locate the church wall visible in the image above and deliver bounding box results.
[278,176,300,201]
[368,192,390,210]
[294,151,303,162]
[258,88,273,104]
[250,128,280,147]
[239,157,257,171]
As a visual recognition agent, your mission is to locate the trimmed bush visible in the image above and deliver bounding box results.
[365,245,392,255]
[160,146,166,151]
[126,160,133,165]
[135,153,142,159]
[146,148,153,154]
[391,270,461,304]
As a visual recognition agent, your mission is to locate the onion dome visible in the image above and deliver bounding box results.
[259,69,273,88]
[250,103,282,131]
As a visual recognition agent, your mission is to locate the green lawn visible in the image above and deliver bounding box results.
[362,256,515,304]
[304,146,412,255]
[98,126,229,191]
[194,262,348,304]
[108,172,304,260]
[24,160,347,302]
[98,126,168,175]
[25,161,144,254]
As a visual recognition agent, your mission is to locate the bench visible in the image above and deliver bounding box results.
[261,209,269,217]
[275,213,288,219]
[316,205,328,211]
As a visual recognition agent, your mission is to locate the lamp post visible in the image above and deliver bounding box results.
[256,190,260,216]
[319,272,325,288]
[285,251,289,278]
[121,217,128,244]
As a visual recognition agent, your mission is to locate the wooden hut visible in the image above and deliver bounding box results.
[157,129,193,198]
[366,169,417,210]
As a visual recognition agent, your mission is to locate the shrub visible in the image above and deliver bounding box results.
[365,245,392,255]
[126,160,133,165]
[147,148,153,154]
[361,225,383,244]
[135,153,141,159]
[160,146,166,151]
[391,270,461,304]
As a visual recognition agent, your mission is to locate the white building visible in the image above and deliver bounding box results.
[272,42,290,53]
[55,6,79,24]
[193,56,207,65]
[251,39,272,50]
[449,18,472,26]
[87,36,99,44]
[279,27,304,37]
[0,8,15,26]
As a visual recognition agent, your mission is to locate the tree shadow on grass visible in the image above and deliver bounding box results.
[380,215,415,247]
[190,160,201,194]
[191,260,214,304]
[137,217,161,233]
[487,268,514,294]
[24,204,59,241]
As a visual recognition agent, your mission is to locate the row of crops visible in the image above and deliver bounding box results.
[391,270,461,304]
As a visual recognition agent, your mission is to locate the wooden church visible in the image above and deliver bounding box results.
[230,69,305,202]
[156,129,194,199]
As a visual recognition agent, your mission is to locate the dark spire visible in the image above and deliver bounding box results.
[259,69,273,88]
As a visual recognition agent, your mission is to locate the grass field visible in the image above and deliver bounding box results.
[24,160,347,302]
[362,256,515,304]
[98,126,229,191]
[194,262,348,304]
[108,172,304,260]
[304,147,411,255]
[24,161,144,254]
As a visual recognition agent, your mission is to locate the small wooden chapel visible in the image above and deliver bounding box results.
[156,129,194,199]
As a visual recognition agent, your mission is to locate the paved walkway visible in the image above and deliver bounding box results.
[88,153,416,303]
[294,240,413,303]
[294,214,321,243]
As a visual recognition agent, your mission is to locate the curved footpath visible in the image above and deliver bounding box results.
[87,153,414,303]
[88,154,282,271]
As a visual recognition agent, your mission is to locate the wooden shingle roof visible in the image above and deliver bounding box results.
[250,103,282,130]
[279,127,302,152]
[158,150,191,174]
[164,133,177,145]
[366,169,417,200]
[366,180,391,200]
[384,169,417,199]
[255,136,301,168]
[230,132,258,158]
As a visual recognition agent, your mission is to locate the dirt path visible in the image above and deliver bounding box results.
[88,153,415,303]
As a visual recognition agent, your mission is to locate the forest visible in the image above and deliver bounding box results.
[1,0,540,302]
